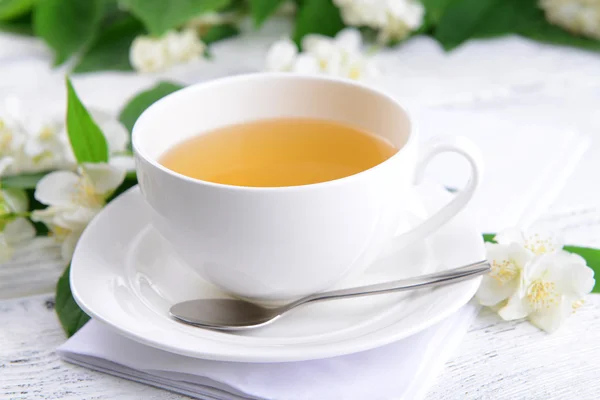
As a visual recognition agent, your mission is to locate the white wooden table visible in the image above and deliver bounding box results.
[2,21,600,399]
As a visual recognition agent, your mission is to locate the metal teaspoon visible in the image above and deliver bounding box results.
[169,260,490,331]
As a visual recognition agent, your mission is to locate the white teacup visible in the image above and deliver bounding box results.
[133,73,482,305]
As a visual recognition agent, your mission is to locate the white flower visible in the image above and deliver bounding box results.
[0,218,37,262]
[304,29,379,80]
[333,0,424,43]
[265,38,298,72]
[540,0,600,40]
[291,54,321,74]
[477,228,563,307]
[265,29,379,81]
[164,29,206,63]
[0,97,29,175]
[129,36,170,73]
[31,163,126,261]
[0,188,36,263]
[476,242,533,307]
[494,227,563,255]
[109,154,136,172]
[477,227,595,333]
[499,252,595,333]
[130,29,206,73]
[0,97,129,176]
[0,97,26,153]
[21,122,71,172]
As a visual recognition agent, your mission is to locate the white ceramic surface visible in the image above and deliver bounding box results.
[70,183,485,362]
[132,73,483,304]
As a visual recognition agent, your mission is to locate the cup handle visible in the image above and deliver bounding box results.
[388,136,483,251]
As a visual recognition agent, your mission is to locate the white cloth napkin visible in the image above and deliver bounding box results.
[57,303,479,400]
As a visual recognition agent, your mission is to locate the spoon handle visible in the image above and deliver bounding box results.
[292,260,490,308]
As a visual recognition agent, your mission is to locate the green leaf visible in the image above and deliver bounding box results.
[249,0,285,27]
[0,172,47,189]
[201,23,239,44]
[435,0,600,52]
[73,16,145,73]
[33,0,104,65]
[66,78,109,163]
[119,0,230,36]
[0,0,33,21]
[420,0,454,31]
[293,0,344,46]
[99,0,126,25]
[434,0,503,50]
[0,15,33,35]
[483,233,495,243]
[564,246,600,293]
[119,81,184,136]
[55,265,90,337]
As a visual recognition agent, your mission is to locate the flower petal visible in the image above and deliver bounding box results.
[130,35,169,73]
[164,28,205,63]
[498,292,529,320]
[0,157,14,175]
[302,34,329,54]
[494,228,525,246]
[528,297,572,333]
[109,155,136,172]
[559,251,587,266]
[265,38,298,72]
[81,163,126,195]
[2,188,29,212]
[522,253,551,282]
[476,274,519,306]
[334,28,362,53]
[34,170,80,206]
[2,96,25,124]
[388,0,425,29]
[561,261,595,298]
[31,206,89,231]
[323,49,343,75]
[523,229,563,254]
[483,243,531,296]
[292,54,320,74]
[56,206,99,229]
[30,208,55,226]
[3,217,36,244]
[31,206,63,226]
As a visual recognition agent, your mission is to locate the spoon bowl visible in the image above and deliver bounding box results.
[171,299,283,329]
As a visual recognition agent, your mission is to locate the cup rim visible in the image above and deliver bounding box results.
[132,72,416,192]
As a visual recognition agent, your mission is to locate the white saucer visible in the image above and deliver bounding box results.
[70,183,484,362]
